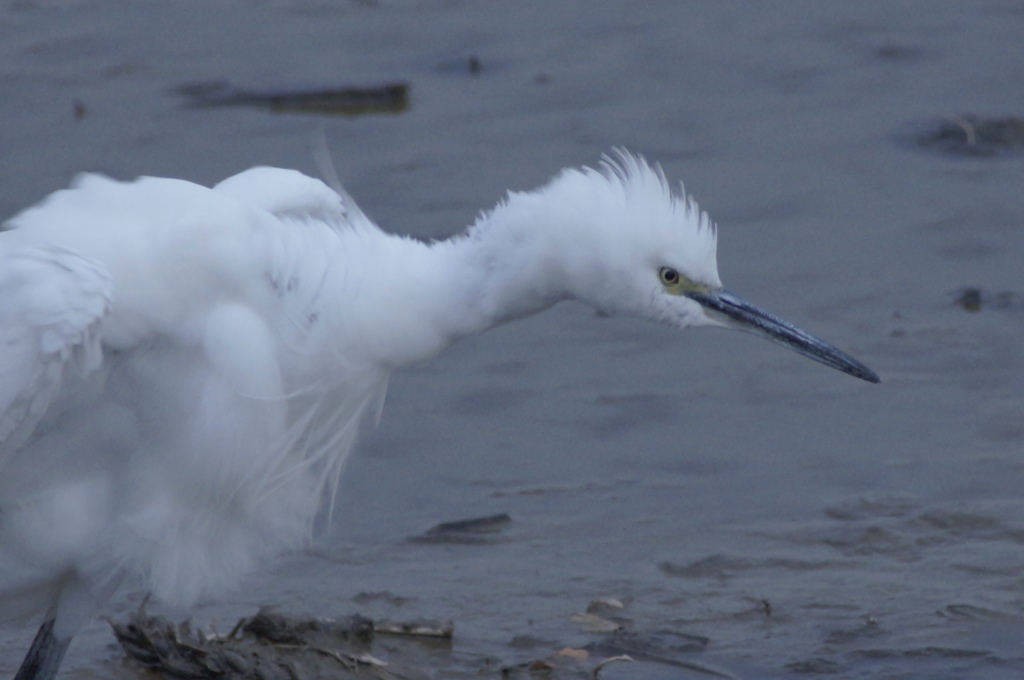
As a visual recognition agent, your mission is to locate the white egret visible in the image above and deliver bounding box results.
[0,151,878,680]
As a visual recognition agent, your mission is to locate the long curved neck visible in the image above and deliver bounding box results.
[450,214,571,332]
[338,202,573,370]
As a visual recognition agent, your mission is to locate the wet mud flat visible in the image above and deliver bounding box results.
[100,500,1024,680]
[106,516,727,680]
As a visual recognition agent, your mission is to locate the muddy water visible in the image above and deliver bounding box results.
[2,1,1024,678]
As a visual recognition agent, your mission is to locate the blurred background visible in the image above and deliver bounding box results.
[1,1,1024,678]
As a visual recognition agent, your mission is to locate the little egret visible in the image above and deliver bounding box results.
[0,151,878,679]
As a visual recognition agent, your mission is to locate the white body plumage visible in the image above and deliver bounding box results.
[0,152,876,680]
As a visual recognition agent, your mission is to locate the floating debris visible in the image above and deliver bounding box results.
[111,599,724,680]
[938,603,1014,621]
[177,81,409,116]
[576,598,631,631]
[586,630,729,679]
[500,647,635,679]
[409,512,512,544]
[590,654,634,678]
[500,647,589,678]
[351,591,411,607]
[375,618,453,639]
[586,597,628,615]
[564,598,723,678]
[587,629,710,664]
[569,612,623,634]
[953,287,1021,312]
[109,607,444,680]
[241,609,373,645]
[915,115,1024,156]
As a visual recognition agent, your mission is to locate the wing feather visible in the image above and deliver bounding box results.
[0,240,112,448]
[212,167,378,233]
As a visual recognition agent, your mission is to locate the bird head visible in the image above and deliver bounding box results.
[532,151,879,383]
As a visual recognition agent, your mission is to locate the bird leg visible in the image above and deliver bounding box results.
[13,618,71,680]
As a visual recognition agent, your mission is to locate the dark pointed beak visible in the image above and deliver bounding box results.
[686,289,880,383]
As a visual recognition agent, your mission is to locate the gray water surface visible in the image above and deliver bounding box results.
[2,1,1024,678]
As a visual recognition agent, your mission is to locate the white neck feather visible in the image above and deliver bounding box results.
[337,207,570,370]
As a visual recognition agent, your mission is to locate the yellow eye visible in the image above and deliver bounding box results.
[659,266,680,286]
